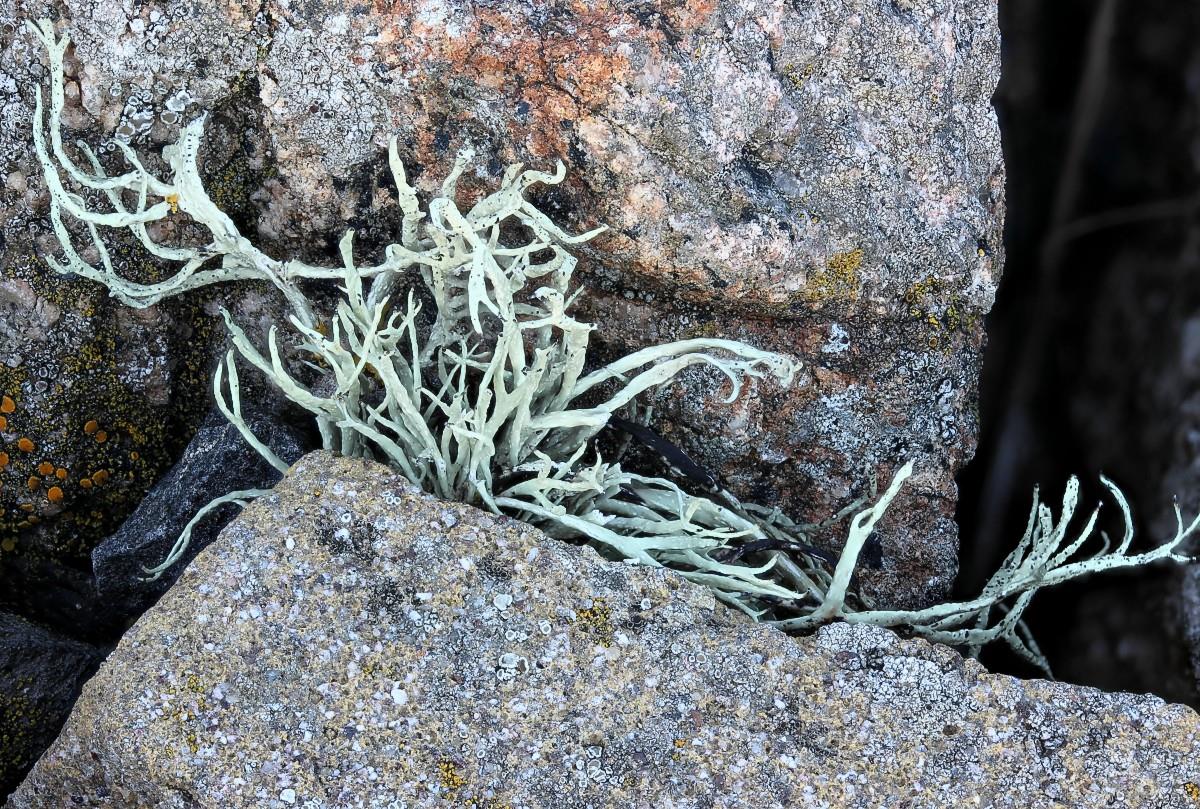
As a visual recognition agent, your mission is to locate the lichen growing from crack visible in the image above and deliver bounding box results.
[23,17,1200,675]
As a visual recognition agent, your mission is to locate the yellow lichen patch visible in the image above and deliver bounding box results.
[26,476,39,491]
[802,248,864,305]
[437,760,468,793]
[16,437,33,453]
[130,451,139,461]
[1186,782,1200,801]
[0,538,14,552]
[47,486,63,503]
[165,193,180,214]
[903,275,978,351]
[18,504,33,513]
[904,276,942,308]
[0,395,13,414]
[826,248,864,277]
[83,419,99,435]
[574,598,615,646]
[37,461,54,476]
[781,61,817,89]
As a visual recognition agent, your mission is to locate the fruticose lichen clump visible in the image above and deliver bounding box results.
[26,18,1199,674]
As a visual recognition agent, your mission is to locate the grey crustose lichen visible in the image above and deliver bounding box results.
[26,18,1199,675]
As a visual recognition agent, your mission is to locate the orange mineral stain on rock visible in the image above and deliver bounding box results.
[384,5,636,163]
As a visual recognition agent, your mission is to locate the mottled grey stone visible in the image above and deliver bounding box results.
[0,0,290,617]
[8,453,1200,809]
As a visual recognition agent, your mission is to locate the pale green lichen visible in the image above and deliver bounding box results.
[773,463,1198,674]
[27,19,1199,675]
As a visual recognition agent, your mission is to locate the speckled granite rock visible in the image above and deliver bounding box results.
[1,0,1004,609]
[8,452,1200,809]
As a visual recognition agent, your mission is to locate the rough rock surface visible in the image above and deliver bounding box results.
[91,406,309,635]
[0,405,305,797]
[0,0,1004,608]
[9,452,1200,809]
[0,612,101,803]
[0,0,294,631]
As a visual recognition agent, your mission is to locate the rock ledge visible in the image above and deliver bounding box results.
[8,452,1199,809]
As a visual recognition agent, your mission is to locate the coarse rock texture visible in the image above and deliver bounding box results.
[91,406,309,636]
[0,612,101,803]
[9,452,1200,809]
[0,405,305,798]
[1,0,1004,609]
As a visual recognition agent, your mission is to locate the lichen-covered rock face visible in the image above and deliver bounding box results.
[89,406,308,635]
[0,0,291,626]
[0,0,1002,608]
[9,453,1199,808]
